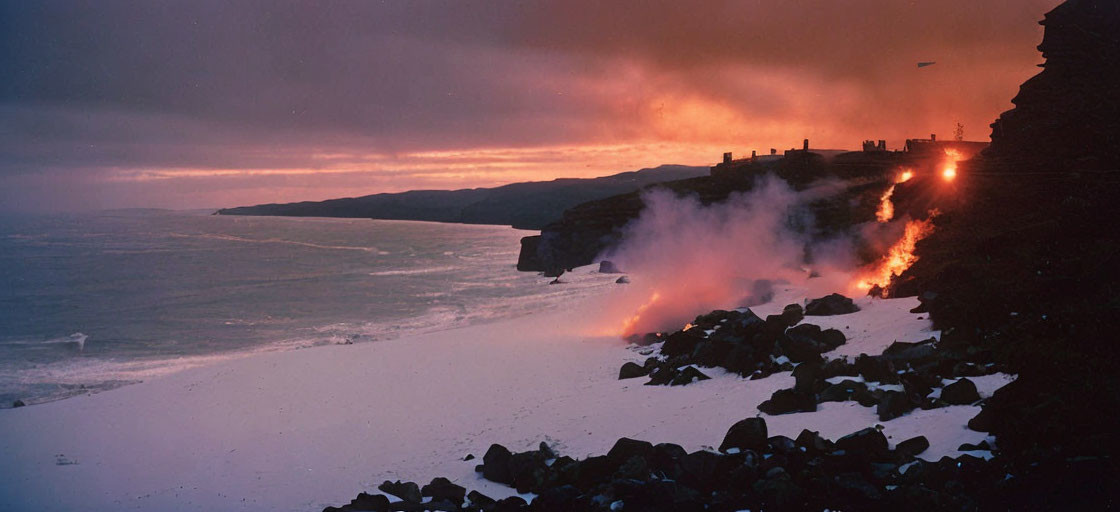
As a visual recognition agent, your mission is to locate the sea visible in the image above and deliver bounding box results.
[0,210,615,407]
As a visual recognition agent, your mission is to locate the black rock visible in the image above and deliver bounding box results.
[508,451,549,493]
[12,400,25,408]
[719,417,769,453]
[377,481,422,503]
[607,437,655,465]
[818,329,847,350]
[615,276,630,284]
[819,379,868,403]
[480,444,514,484]
[958,441,992,451]
[661,330,704,358]
[598,260,623,273]
[758,389,817,415]
[791,359,824,394]
[941,378,981,405]
[649,442,687,475]
[752,471,805,510]
[466,490,495,508]
[821,358,859,378]
[777,333,823,363]
[781,303,804,325]
[421,478,465,505]
[669,366,711,386]
[533,485,583,511]
[895,436,930,458]
[678,450,721,490]
[342,492,390,511]
[618,361,648,380]
[794,429,834,455]
[877,390,916,421]
[881,339,938,365]
[492,496,529,511]
[805,293,860,316]
[835,428,889,459]
[967,407,994,432]
[767,435,797,455]
[854,354,899,384]
[462,453,474,461]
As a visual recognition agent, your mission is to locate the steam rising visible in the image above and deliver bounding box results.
[601,176,858,336]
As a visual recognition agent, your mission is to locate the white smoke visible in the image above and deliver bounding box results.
[598,175,861,336]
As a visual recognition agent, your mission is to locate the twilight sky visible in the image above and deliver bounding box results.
[0,0,1059,211]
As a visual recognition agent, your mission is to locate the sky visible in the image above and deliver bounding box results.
[0,0,1060,212]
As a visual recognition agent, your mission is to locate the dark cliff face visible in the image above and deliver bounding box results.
[985,0,1120,170]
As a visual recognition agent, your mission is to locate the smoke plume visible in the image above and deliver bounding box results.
[599,176,862,337]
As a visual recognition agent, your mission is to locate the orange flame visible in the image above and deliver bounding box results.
[875,168,915,223]
[942,149,961,182]
[620,291,661,337]
[856,217,934,296]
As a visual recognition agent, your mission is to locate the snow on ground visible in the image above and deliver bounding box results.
[0,283,1013,511]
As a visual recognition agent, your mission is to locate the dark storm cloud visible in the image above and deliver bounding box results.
[0,0,1060,210]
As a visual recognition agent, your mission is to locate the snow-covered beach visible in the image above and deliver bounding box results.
[0,274,1014,511]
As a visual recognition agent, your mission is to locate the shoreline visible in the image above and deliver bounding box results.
[0,280,1013,511]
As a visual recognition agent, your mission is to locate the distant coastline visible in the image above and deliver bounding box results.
[214,165,707,231]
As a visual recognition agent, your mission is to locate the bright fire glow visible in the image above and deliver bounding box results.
[941,148,962,182]
[875,168,915,223]
[856,218,934,296]
[620,292,662,337]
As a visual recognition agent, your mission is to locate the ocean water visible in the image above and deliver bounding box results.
[0,210,614,407]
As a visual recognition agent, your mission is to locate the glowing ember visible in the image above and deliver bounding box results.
[856,218,934,296]
[942,167,957,181]
[682,322,695,331]
[620,291,661,337]
[875,168,915,223]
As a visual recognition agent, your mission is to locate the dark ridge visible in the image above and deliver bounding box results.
[213,164,708,230]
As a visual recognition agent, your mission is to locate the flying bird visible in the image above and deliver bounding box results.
[917,61,937,68]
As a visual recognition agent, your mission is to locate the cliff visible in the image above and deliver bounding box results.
[517,150,915,275]
[985,0,1120,170]
[214,164,707,230]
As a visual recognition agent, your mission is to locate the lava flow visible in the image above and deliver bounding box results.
[856,216,935,296]
[875,168,915,223]
[620,291,661,337]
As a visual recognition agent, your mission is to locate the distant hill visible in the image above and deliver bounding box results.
[214,164,708,230]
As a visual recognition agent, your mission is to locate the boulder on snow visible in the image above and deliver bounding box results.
[479,444,514,484]
[377,480,422,503]
[895,436,930,458]
[618,361,648,380]
[670,366,711,386]
[835,428,889,459]
[719,417,769,453]
[941,378,981,405]
[877,390,916,421]
[421,477,466,505]
[805,293,861,316]
[615,276,630,284]
[758,389,817,415]
[607,437,655,465]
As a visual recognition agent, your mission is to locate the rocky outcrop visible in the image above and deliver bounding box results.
[326,418,1008,512]
[985,0,1120,170]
